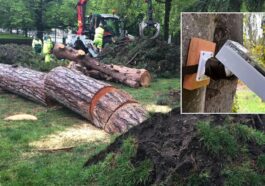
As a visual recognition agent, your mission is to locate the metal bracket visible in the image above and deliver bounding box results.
[196,51,214,81]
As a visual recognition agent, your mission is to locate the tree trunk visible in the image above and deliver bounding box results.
[0,64,49,106]
[182,14,216,113]
[182,14,243,113]
[36,0,44,40]
[68,62,128,82]
[164,0,172,41]
[204,14,242,112]
[52,44,151,88]
[45,67,149,133]
[24,28,28,37]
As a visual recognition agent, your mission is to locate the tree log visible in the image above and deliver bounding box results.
[0,64,49,105]
[53,44,151,88]
[45,67,149,133]
[67,61,113,81]
[205,14,242,112]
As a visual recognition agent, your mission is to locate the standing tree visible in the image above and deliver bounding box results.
[9,0,34,37]
[156,0,172,41]
[45,0,76,30]
[182,14,215,113]
[182,14,243,113]
[205,14,243,112]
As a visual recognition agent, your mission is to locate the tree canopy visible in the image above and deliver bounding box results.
[0,0,264,40]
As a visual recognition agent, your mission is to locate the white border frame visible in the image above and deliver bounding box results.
[180,12,265,115]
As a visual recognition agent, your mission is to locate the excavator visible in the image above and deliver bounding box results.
[68,0,160,56]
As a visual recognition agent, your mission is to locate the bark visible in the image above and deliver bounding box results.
[0,64,49,106]
[164,0,172,41]
[182,14,216,113]
[52,44,151,88]
[182,13,243,113]
[204,14,242,112]
[45,67,149,133]
[156,0,172,41]
[36,0,44,40]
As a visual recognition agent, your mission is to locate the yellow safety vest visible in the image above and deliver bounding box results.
[94,27,104,40]
[32,39,42,48]
[43,39,53,54]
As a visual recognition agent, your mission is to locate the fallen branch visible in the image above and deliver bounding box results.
[127,52,140,65]
[53,44,151,88]
[37,147,75,153]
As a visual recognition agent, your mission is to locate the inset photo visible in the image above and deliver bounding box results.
[181,12,265,114]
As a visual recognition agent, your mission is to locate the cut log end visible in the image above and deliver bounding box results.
[58,44,65,49]
[77,50,86,57]
[140,71,152,87]
[104,103,149,133]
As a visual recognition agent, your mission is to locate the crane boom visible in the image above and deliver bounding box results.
[77,0,88,35]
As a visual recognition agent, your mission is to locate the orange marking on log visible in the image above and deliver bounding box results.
[103,101,138,130]
[89,86,116,119]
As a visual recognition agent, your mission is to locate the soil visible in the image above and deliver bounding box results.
[84,108,265,185]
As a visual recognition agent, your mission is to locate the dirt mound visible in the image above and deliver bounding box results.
[84,109,265,185]
[100,39,180,78]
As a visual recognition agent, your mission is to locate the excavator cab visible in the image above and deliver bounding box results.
[86,14,121,45]
[72,0,123,57]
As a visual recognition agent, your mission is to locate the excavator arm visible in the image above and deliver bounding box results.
[139,0,160,39]
[77,0,88,35]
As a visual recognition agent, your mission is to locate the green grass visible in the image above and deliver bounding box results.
[222,163,265,186]
[235,85,265,113]
[0,93,111,185]
[114,78,180,106]
[232,125,265,145]
[0,33,30,40]
[84,138,153,186]
[197,122,239,158]
[197,122,265,185]
[257,155,265,171]
[0,77,175,185]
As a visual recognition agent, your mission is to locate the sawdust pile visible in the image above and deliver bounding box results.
[30,124,110,150]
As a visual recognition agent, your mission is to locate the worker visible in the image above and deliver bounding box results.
[43,36,53,63]
[74,36,88,53]
[32,36,42,54]
[93,22,104,52]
